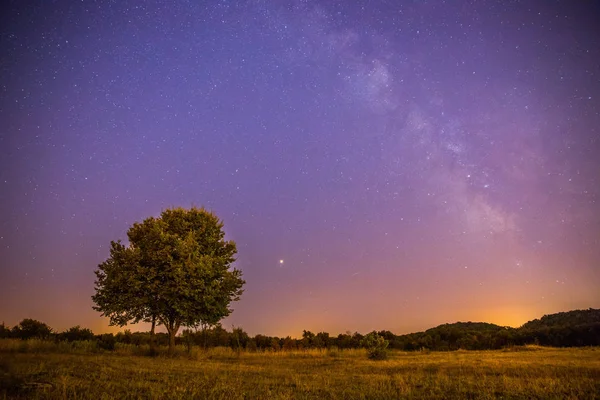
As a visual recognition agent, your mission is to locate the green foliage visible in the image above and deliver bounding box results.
[301,330,314,348]
[361,332,389,360]
[232,327,250,350]
[92,207,245,351]
[5,308,598,357]
[517,309,600,347]
[181,329,195,354]
[97,333,116,351]
[282,336,296,351]
[58,326,95,342]
[246,339,257,352]
[521,309,600,330]
[314,332,331,349]
[12,319,52,340]
[269,337,281,352]
[401,321,511,351]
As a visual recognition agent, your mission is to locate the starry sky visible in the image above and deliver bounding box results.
[1,0,599,337]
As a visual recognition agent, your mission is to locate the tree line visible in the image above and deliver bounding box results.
[2,309,599,351]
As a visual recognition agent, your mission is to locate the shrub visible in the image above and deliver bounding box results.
[246,339,257,352]
[361,332,389,360]
[59,326,95,342]
[97,334,116,351]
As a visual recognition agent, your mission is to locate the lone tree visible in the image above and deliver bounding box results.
[92,207,244,353]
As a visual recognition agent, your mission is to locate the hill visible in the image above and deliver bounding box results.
[384,309,600,351]
[388,321,513,351]
[521,308,600,330]
[517,308,600,347]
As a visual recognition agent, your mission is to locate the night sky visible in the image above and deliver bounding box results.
[1,0,599,338]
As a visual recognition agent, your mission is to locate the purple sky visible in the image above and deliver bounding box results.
[1,0,599,337]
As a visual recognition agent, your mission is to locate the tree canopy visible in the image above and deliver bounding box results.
[92,207,245,351]
[11,318,53,340]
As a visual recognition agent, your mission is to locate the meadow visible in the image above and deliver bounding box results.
[1,340,599,399]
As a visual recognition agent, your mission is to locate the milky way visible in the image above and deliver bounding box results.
[1,1,599,336]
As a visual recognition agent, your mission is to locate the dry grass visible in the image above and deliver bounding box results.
[1,340,599,399]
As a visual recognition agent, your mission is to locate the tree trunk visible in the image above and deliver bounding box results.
[168,329,176,354]
[166,321,180,355]
[150,315,156,354]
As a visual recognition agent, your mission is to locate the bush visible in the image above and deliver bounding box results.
[59,326,95,342]
[97,334,116,351]
[361,332,389,360]
[246,339,257,352]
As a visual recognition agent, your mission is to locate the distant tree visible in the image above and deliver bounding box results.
[253,334,271,350]
[336,332,353,349]
[92,207,245,353]
[246,338,258,352]
[316,332,331,349]
[351,332,364,348]
[282,336,296,351]
[301,330,315,348]
[312,335,324,349]
[60,326,95,342]
[232,326,249,350]
[12,319,52,340]
[270,337,281,351]
[211,324,231,347]
[115,329,133,344]
[0,322,11,339]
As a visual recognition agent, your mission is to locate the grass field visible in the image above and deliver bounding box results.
[1,341,599,399]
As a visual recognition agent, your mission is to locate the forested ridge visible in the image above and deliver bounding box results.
[387,308,600,350]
